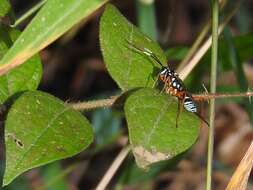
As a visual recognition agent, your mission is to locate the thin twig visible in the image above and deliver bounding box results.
[95,145,131,190]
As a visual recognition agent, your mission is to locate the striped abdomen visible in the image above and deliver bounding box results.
[183,95,197,113]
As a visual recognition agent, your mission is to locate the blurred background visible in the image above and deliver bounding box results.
[1,0,253,189]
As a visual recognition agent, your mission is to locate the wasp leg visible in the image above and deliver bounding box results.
[176,99,184,128]
[159,83,168,95]
[158,78,171,94]
[152,76,159,88]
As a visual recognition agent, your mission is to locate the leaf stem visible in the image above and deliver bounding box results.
[206,0,219,189]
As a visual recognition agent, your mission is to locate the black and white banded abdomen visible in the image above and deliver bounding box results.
[183,95,197,113]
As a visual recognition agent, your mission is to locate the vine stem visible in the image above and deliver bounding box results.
[206,0,219,189]
[70,92,253,111]
[70,96,118,110]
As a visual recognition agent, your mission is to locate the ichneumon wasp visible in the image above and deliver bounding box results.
[126,41,209,127]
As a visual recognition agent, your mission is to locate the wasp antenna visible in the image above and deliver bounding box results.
[125,39,138,50]
[149,52,164,68]
[125,39,164,67]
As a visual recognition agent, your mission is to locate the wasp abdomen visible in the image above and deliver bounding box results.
[183,95,197,113]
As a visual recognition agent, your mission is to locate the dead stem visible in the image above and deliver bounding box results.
[95,145,131,190]
[70,96,118,111]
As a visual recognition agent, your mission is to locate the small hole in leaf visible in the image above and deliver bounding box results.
[7,133,24,148]
[14,139,24,148]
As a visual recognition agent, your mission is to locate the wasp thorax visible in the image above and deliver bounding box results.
[159,67,170,81]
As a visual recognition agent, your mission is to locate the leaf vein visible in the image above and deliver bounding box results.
[145,103,169,146]
[10,105,71,174]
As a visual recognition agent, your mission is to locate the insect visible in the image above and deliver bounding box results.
[127,41,209,127]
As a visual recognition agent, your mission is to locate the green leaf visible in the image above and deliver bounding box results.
[0,0,108,76]
[0,25,42,104]
[118,153,183,186]
[40,162,68,190]
[0,0,11,17]
[165,46,189,61]
[201,34,253,71]
[100,4,167,90]
[3,91,93,186]
[228,34,253,63]
[124,88,199,169]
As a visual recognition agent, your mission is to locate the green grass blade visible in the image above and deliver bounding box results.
[206,0,219,189]
[135,0,157,40]
[223,28,253,125]
[40,162,69,190]
[0,0,108,76]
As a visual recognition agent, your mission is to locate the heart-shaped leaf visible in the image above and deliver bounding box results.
[4,91,93,186]
[100,5,167,90]
[124,88,199,169]
[0,25,42,104]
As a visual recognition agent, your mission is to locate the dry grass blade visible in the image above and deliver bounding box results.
[178,0,242,80]
[95,145,130,190]
[226,141,253,190]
